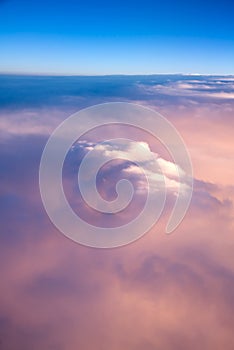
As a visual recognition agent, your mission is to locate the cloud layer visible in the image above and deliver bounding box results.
[0,74,234,349]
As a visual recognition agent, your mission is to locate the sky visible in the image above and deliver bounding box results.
[1,0,234,348]
[0,0,234,74]
[0,74,234,349]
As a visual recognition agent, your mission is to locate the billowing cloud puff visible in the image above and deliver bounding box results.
[70,139,188,196]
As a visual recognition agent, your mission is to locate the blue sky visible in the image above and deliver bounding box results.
[1,0,234,74]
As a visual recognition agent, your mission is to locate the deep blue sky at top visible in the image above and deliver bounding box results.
[0,0,234,74]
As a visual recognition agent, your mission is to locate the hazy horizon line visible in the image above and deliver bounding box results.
[1,72,234,78]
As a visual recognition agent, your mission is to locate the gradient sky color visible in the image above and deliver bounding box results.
[1,0,234,74]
